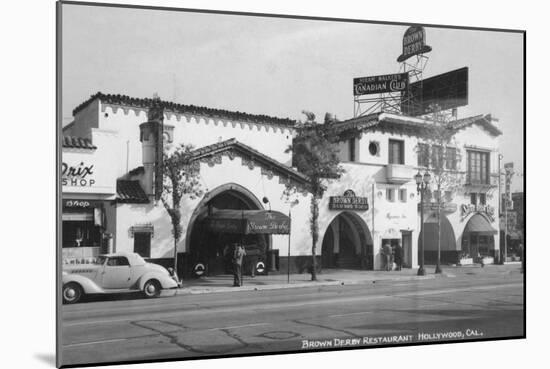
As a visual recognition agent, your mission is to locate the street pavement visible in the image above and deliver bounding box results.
[60,264,524,367]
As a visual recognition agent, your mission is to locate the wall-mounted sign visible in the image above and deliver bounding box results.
[419,202,458,213]
[63,199,102,209]
[461,204,495,221]
[397,26,432,63]
[353,73,409,96]
[329,190,369,210]
[62,162,96,187]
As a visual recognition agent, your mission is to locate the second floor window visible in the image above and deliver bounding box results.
[467,150,490,184]
[446,147,458,170]
[418,143,430,167]
[389,139,404,165]
[349,138,356,162]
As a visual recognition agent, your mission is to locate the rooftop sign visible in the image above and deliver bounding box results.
[353,73,409,96]
[397,26,432,63]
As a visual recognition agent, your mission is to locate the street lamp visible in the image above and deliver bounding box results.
[415,171,431,276]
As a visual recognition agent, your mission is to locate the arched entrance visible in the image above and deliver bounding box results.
[186,183,270,275]
[321,212,373,270]
[418,213,457,264]
[461,213,497,261]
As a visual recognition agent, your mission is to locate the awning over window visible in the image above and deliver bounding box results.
[463,214,498,236]
[202,208,290,234]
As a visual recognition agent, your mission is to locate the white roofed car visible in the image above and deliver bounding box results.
[62,252,179,304]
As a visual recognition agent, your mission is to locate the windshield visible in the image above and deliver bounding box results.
[94,256,107,265]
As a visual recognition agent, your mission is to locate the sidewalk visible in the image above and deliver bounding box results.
[175,263,522,295]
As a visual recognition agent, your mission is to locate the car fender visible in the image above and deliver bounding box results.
[137,272,178,290]
[62,273,104,294]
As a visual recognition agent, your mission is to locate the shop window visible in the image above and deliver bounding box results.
[388,139,404,165]
[467,150,490,184]
[386,188,395,202]
[134,232,152,258]
[62,220,101,248]
[399,189,407,202]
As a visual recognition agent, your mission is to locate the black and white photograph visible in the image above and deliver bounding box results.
[2,0,533,368]
[54,1,527,367]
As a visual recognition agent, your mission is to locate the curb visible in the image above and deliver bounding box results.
[174,274,441,295]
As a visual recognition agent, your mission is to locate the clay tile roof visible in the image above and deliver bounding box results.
[62,136,97,150]
[116,180,149,203]
[189,138,312,186]
[450,114,502,136]
[73,92,297,128]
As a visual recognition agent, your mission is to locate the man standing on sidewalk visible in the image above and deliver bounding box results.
[232,243,246,286]
[382,243,393,271]
[394,241,403,271]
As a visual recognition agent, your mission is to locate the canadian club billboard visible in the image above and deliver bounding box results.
[353,73,409,96]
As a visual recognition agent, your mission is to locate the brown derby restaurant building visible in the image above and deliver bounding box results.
[61,93,502,277]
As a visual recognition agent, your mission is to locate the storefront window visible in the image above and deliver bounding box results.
[62,220,101,248]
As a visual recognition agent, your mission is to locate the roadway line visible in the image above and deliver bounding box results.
[206,323,270,331]
[64,283,523,328]
[328,311,374,318]
[64,338,128,348]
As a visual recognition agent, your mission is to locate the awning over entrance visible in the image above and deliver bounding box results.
[463,214,498,236]
[421,215,458,251]
[202,208,290,234]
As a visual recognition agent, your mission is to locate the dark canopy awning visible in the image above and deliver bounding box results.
[463,214,498,236]
[202,208,290,234]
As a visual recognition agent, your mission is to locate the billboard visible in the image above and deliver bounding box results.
[353,73,409,96]
[401,67,468,116]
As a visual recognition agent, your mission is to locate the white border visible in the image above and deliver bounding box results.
[4,1,543,369]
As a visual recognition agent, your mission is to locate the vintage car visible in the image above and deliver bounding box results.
[62,252,178,304]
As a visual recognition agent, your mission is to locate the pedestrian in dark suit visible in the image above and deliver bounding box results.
[232,244,246,286]
[394,242,403,271]
[382,243,393,271]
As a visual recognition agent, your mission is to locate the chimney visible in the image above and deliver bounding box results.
[139,97,164,200]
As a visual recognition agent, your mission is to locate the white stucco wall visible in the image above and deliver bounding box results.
[318,162,419,270]
[113,155,312,259]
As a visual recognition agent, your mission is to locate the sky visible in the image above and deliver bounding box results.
[61,3,524,191]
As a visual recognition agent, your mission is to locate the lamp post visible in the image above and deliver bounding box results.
[415,171,431,276]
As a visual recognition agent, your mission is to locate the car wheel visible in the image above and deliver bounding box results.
[63,282,83,304]
[143,280,161,298]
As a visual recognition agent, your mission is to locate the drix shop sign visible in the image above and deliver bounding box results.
[62,162,96,187]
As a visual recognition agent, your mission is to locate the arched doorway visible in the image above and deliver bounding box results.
[321,212,373,270]
[461,213,497,261]
[418,213,457,264]
[186,183,270,275]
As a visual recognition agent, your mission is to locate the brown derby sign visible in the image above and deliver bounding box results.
[397,26,432,63]
[329,190,369,211]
